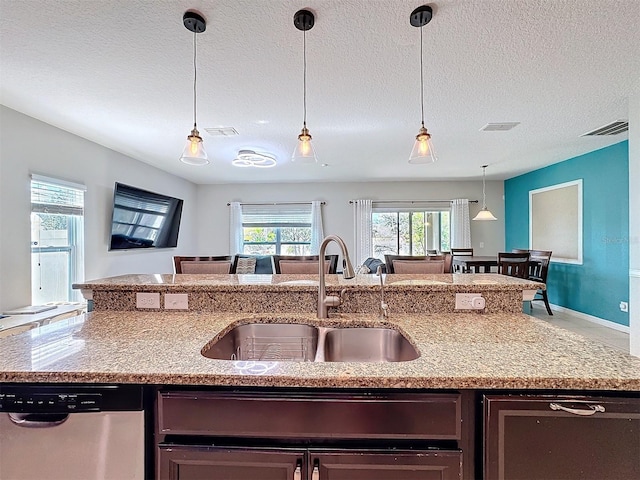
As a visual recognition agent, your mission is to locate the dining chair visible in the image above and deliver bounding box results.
[527,250,553,315]
[271,255,338,274]
[451,248,474,272]
[173,256,233,274]
[497,252,530,278]
[384,255,448,274]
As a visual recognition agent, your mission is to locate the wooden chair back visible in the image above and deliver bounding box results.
[451,248,474,256]
[385,254,449,274]
[451,248,474,272]
[527,250,552,282]
[497,252,530,278]
[271,255,339,274]
[173,256,233,274]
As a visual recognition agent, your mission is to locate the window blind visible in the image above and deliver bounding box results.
[30,175,85,216]
[241,203,312,226]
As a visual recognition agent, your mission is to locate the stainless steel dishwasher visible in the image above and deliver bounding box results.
[0,384,144,480]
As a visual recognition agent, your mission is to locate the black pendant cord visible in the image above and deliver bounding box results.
[192,29,198,129]
[482,166,488,208]
[303,27,307,128]
[420,25,425,128]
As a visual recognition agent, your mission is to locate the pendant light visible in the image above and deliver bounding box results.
[473,165,498,221]
[180,11,208,166]
[292,9,317,163]
[408,5,437,164]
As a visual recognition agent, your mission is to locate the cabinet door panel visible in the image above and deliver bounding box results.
[158,446,304,480]
[484,395,640,480]
[312,450,462,480]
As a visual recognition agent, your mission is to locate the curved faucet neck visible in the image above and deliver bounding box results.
[317,235,355,318]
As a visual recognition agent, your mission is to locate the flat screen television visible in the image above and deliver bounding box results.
[109,182,184,250]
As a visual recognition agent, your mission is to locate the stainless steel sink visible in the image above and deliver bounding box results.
[202,323,319,361]
[202,323,419,363]
[322,327,420,362]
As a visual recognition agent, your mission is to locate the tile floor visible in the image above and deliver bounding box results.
[527,304,630,354]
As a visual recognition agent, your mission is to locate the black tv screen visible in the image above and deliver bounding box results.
[109,183,184,250]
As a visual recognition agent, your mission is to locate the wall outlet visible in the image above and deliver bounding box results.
[165,293,189,310]
[620,301,629,312]
[455,293,485,310]
[136,292,160,309]
[479,242,484,249]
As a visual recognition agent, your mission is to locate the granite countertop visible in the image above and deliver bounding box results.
[1,310,638,391]
[74,273,544,292]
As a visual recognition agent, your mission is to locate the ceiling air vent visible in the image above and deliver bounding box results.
[581,121,628,136]
[480,122,520,132]
[204,127,239,137]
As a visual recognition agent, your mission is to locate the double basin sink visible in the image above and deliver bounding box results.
[202,322,420,363]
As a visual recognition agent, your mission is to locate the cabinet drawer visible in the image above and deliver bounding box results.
[158,391,461,440]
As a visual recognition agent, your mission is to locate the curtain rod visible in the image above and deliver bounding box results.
[349,200,478,204]
[227,201,326,206]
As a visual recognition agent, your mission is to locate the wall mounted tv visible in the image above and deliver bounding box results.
[109,182,184,250]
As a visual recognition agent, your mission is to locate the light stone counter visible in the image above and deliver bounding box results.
[1,310,638,391]
[75,273,544,315]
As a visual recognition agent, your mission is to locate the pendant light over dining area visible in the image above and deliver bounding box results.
[473,165,498,221]
[180,11,209,166]
[291,9,318,164]
[408,5,437,165]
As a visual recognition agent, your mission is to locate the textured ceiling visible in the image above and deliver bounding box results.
[1,0,638,184]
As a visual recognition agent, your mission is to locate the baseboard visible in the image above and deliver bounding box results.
[549,304,630,333]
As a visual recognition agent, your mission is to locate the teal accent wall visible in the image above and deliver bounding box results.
[505,141,629,326]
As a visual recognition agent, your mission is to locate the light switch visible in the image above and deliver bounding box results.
[165,293,188,310]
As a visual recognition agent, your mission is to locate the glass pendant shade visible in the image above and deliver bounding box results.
[408,126,437,164]
[180,128,209,166]
[291,125,317,163]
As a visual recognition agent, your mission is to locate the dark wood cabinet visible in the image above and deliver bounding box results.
[157,446,462,480]
[484,394,640,480]
[158,446,305,480]
[156,389,470,479]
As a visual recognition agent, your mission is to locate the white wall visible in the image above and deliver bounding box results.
[195,181,505,259]
[629,85,640,357]
[0,107,198,311]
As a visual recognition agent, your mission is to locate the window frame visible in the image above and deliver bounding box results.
[30,174,85,304]
[371,206,451,258]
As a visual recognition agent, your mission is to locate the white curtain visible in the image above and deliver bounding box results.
[310,200,324,254]
[353,199,373,266]
[450,199,472,248]
[229,201,243,255]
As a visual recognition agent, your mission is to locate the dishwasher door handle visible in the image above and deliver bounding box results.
[7,412,69,427]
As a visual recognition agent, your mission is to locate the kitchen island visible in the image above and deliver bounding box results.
[1,273,639,479]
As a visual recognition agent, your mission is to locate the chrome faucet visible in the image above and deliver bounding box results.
[376,265,389,319]
[317,235,356,318]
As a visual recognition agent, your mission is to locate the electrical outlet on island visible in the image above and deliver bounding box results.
[136,292,160,309]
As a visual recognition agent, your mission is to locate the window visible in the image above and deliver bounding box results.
[30,175,85,304]
[241,204,313,255]
[372,208,450,258]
